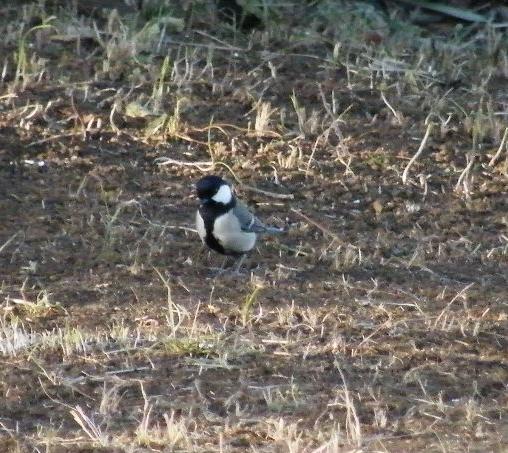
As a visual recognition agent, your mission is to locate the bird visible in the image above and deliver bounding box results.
[195,175,284,273]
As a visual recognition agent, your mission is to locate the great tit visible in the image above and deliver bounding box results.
[195,175,283,272]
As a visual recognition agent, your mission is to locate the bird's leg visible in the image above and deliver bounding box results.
[207,256,232,277]
[232,254,246,274]
[210,256,247,278]
[208,257,227,275]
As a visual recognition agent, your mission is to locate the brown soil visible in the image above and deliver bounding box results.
[0,2,507,451]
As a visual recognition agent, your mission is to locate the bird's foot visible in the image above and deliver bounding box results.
[205,255,249,279]
[208,266,247,279]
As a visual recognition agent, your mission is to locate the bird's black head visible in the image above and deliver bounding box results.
[195,175,233,205]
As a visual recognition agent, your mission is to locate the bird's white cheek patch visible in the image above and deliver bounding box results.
[212,184,232,204]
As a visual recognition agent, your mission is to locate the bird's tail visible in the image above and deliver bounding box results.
[260,225,287,234]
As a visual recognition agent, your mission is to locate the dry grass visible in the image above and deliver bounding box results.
[0,1,507,451]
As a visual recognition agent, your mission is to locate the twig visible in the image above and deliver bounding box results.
[155,157,214,171]
[435,282,474,326]
[488,126,508,167]
[0,232,20,254]
[192,30,247,52]
[306,134,324,174]
[381,91,402,125]
[241,184,294,199]
[216,162,294,199]
[70,91,86,138]
[290,208,343,243]
[105,366,151,375]
[402,122,434,184]
[28,132,81,147]
[165,39,246,52]
[144,220,197,233]
[171,134,209,145]
[0,421,17,440]
[70,405,106,443]
[333,361,362,447]
[455,153,476,195]
[109,100,120,135]
[155,158,293,199]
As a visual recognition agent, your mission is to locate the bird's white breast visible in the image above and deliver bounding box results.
[213,211,256,253]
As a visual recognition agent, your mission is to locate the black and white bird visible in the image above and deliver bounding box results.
[195,175,283,273]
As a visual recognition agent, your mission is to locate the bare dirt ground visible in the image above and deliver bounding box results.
[0,1,507,451]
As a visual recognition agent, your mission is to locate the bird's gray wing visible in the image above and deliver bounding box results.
[233,200,284,234]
